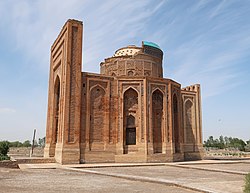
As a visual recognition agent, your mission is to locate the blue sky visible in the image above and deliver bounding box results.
[0,0,249,142]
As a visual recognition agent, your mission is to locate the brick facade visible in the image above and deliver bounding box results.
[44,19,203,164]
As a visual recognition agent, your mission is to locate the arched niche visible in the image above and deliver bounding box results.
[90,85,106,149]
[54,76,60,143]
[173,94,180,153]
[152,89,163,153]
[185,99,195,144]
[127,71,134,76]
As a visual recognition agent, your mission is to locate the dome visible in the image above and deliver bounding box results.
[142,41,161,49]
[113,46,141,57]
[101,41,163,78]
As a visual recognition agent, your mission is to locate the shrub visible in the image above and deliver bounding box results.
[244,173,250,193]
[22,140,31,147]
[0,155,10,161]
[245,144,250,152]
[0,141,10,161]
[0,141,10,156]
[9,141,23,147]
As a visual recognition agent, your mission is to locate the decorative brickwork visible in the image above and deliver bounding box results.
[90,86,105,146]
[44,19,203,164]
[185,100,194,144]
[44,20,82,164]
[68,26,78,143]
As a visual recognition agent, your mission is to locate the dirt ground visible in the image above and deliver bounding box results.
[0,168,195,193]
[1,160,249,193]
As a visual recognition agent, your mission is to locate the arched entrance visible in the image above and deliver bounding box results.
[123,88,138,153]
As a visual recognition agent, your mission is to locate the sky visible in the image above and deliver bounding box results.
[0,0,249,142]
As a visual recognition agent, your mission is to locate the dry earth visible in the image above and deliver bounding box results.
[1,160,250,193]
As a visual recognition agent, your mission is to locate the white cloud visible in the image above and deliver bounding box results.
[163,1,250,99]
[208,0,227,19]
[0,108,16,114]
[0,0,166,74]
[0,0,250,141]
[0,0,86,71]
[0,0,249,100]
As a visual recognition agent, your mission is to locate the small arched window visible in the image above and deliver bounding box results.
[128,71,134,76]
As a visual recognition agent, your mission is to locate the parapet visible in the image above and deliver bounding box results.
[182,84,200,92]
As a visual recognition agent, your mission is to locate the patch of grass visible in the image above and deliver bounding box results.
[244,173,250,193]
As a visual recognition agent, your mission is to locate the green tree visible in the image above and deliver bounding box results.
[245,140,250,152]
[245,144,250,152]
[0,141,9,155]
[0,141,10,161]
[219,135,225,149]
[204,136,215,148]
[203,136,248,151]
[9,141,23,147]
[214,139,220,148]
[22,140,31,147]
[229,138,246,151]
[224,136,230,148]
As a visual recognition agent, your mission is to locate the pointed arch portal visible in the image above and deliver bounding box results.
[123,88,138,150]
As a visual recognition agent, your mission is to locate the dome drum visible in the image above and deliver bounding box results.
[100,42,163,78]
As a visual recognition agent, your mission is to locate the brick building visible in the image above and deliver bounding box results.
[44,19,203,164]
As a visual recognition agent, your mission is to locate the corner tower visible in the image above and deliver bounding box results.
[44,19,83,164]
